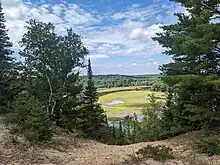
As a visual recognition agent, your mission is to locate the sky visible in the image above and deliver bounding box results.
[2,0,186,75]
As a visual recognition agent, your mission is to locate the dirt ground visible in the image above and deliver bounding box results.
[0,120,220,165]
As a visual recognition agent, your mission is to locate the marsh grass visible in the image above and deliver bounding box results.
[98,89,166,118]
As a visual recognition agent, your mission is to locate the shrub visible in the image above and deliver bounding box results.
[196,136,220,156]
[151,82,168,92]
[136,145,174,162]
[141,94,165,141]
[12,92,53,142]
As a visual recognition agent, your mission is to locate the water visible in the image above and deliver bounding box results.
[118,113,144,121]
[104,99,144,128]
[105,99,124,106]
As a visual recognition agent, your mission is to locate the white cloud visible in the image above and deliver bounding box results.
[88,54,109,60]
[129,24,163,39]
[1,0,185,74]
[64,4,99,26]
[1,0,22,8]
[122,20,144,29]
[83,22,165,59]
[111,3,160,21]
[2,0,100,49]
[132,63,137,66]
[52,4,63,16]
[117,64,123,67]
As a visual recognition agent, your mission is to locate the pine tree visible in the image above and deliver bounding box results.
[153,0,220,132]
[0,2,14,109]
[12,92,53,142]
[80,59,107,139]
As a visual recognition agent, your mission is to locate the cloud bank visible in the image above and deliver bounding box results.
[2,0,185,74]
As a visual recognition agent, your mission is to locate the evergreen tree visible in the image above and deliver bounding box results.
[80,59,107,139]
[0,2,14,109]
[12,92,53,142]
[153,0,220,132]
[142,94,164,140]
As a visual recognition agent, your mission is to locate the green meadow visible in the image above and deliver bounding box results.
[98,87,166,118]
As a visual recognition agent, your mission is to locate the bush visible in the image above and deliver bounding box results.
[196,136,220,156]
[136,145,174,162]
[141,94,165,141]
[151,82,168,92]
[12,92,53,142]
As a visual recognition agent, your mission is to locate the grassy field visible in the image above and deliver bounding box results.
[98,87,166,118]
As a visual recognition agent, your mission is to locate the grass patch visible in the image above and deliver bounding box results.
[136,145,174,162]
[196,136,220,156]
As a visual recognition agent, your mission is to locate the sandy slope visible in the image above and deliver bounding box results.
[0,120,220,165]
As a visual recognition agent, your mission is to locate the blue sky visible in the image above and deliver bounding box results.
[2,0,186,75]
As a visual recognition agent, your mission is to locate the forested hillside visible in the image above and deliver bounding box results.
[79,74,169,92]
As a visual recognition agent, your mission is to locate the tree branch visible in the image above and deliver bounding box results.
[51,100,56,115]
[46,74,53,115]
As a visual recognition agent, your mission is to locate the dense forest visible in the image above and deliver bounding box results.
[0,0,220,156]
[80,74,159,88]
[79,75,169,92]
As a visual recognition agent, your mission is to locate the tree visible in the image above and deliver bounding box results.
[12,91,53,142]
[153,0,220,132]
[80,59,107,139]
[142,94,164,140]
[0,2,14,110]
[19,20,88,131]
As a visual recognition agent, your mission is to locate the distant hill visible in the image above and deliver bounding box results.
[81,74,161,78]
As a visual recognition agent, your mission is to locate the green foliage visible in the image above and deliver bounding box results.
[101,115,143,145]
[0,0,219,148]
[12,92,53,142]
[136,145,174,162]
[153,0,220,135]
[0,17,90,142]
[79,59,107,139]
[0,3,15,111]
[122,115,143,143]
[165,75,220,132]
[196,136,220,156]
[151,82,168,92]
[103,93,176,145]
[116,121,127,144]
[19,19,88,132]
[80,74,161,88]
[141,94,165,141]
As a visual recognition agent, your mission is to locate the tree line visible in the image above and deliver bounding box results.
[79,75,156,88]
[80,75,169,92]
